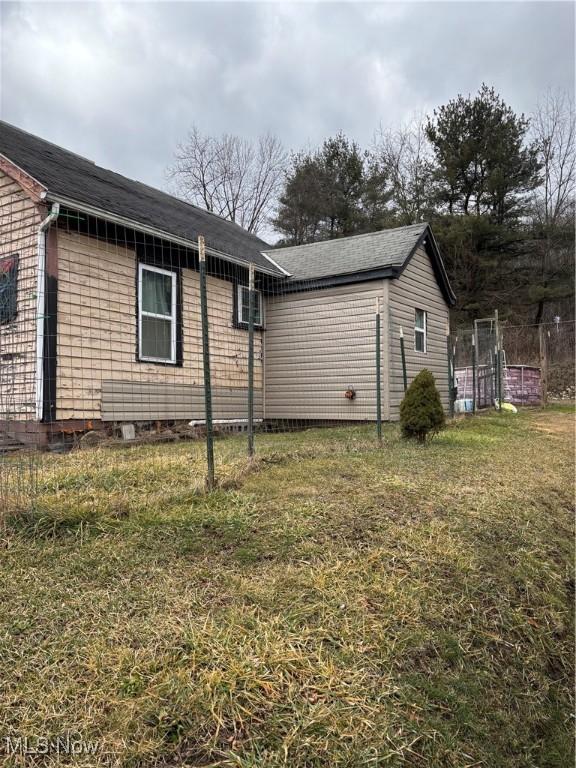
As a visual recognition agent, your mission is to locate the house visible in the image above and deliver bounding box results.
[0,121,455,445]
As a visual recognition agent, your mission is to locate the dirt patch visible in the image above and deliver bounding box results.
[532,410,575,437]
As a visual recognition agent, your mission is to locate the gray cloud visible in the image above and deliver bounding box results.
[1,1,573,197]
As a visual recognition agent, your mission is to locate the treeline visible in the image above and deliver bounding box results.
[169,85,575,326]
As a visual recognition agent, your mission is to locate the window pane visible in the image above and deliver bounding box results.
[415,309,425,329]
[0,255,18,324]
[415,330,425,352]
[142,269,172,316]
[241,287,250,323]
[240,287,261,325]
[141,316,172,360]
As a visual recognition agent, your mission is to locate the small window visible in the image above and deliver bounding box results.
[237,285,263,327]
[138,264,177,363]
[0,254,18,325]
[415,308,427,353]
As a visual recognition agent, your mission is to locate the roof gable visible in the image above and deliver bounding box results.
[397,226,456,306]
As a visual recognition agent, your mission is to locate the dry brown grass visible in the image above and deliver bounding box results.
[0,407,573,766]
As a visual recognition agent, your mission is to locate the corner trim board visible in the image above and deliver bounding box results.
[42,226,58,422]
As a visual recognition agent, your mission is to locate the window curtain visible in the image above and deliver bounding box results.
[142,269,172,316]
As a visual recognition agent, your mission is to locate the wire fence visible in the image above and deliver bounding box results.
[502,320,575,398]
[0,202,460,514]
[0,195,572,514]
[452,316,575,411]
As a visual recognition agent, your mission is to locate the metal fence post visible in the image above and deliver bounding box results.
[198,235,215,490]
[496,345,502,411]
[492,346,497,409]
[399,326,408,393]
[495,310,502,411]
[539,324,548,406]
[247,263,255,457]
[375,299,382,444]
[446,328,454,418]
[452,338,457,408]
[471,333,477,413]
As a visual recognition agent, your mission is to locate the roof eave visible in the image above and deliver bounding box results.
[44,192,284,277]
[266,265,397,294]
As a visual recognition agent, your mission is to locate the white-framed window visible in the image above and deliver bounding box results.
[237,285,263,327]
[138,263,177,363]
[414,308,427,353]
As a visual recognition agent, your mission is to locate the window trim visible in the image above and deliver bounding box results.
[414,308,427,353]
[0,253,19,326]
[138,262,177,364]
[236,284,263,328]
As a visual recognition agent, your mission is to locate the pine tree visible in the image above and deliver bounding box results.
[426,84,541,223]
[273,133,390,244]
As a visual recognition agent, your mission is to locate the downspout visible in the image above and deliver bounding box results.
[35,203,60,420]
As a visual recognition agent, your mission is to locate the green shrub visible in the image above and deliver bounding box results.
[400,369,445,443]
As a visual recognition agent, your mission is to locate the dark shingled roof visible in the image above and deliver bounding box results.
[264,223,456,305]
[0,121,455,302]
[265,223,429,280]
[0,121,281,274]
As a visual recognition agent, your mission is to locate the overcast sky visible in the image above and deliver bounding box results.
[1,1,574,203]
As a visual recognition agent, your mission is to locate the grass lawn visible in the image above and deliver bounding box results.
[0,407,574,767]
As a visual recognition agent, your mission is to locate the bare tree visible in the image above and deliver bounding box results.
[529,91,575,324]
[531,90,575,228]
[167,127,287,236]
[374,115,434,224]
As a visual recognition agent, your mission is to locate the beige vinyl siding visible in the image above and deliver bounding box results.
[56,231,262,421]
[388,245,449,419]
[264,282,386,421]
[0,170,42,420]
[101,381,263,422]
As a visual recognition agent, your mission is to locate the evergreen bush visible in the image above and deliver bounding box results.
[400,369,445,443]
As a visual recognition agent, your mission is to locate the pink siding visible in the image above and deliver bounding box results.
[455,365,541,406]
